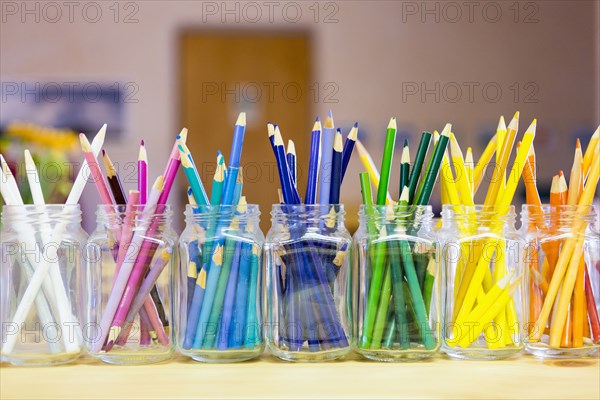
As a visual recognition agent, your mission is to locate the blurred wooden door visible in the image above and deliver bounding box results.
[180,31,311,231]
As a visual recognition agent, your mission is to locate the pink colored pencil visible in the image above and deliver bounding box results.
[80,134,114,205]
[144,297,169,345]
[138,140,148,205]
[114,190,140,280]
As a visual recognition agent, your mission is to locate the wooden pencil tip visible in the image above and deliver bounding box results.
[550,174,559,193]
[449,135,461,155]
[23,149,34,167]
[465,147,473,163]
[333,130,343,152]
[179,128,188,143]
[79,133,92,152]
[498,115,506,131]
[592,125,599,139]
[401,144,410,163]
[138,142,148,162]
[312,119,321,132]
[287,139,296,155]
[267,123,275,137]
[273,125,284,146]
[153,175,165,190]
[387,117,397,130]
[236,112,246,126]
[400,186,409,202]
[441,123,451,137]
[525,119,537,135]
[347,124,358,141]
[325,114,334,129]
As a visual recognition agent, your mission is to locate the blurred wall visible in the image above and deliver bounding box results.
[1,1,598,231]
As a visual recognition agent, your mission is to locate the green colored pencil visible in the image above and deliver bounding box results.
[423,256,436,316]
[407,131,432,203]
[399,139,410,198]
[371,264,392,349]
[413,124,451,206]
[376,117,397,205]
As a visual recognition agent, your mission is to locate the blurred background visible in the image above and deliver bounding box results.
[1,0,598,232]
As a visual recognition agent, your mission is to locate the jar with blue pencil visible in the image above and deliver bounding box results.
[265,204,353,361]
[264,113,357,361]
[177,201,264,362]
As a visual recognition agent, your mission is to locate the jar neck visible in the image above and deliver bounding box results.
[521,205,596,228]
[95,204,172,227]
[185,204,260,226]
[270,204,345,228]
[441,205,516,226]
[1,205,81,228]
[359,205,433,228]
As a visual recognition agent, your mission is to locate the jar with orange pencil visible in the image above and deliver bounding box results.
[523,127,600,358]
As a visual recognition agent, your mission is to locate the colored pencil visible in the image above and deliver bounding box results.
[66,125,107,204]
[286,140,297,186]
[376,117,397,205]
[407,131,432,203]
[329,129,343,204]
[80,134,114,206]
[138,140,148,204]
[319,111,336,205]
[102,149,126,205]
[413,124,451,205]
[340,122,358,183]
[305,118,322,204]
[399,139,410,196]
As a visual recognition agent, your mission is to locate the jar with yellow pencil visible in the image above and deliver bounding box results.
[523,205,599,358]
[439,205,527,360]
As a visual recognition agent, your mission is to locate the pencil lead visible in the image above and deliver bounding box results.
[403,138,409,148]
[138,141,147,162]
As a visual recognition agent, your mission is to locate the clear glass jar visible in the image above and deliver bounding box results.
[1,205,86,366]
[265,204,352,362]
[176,204,264,362]
[354,205,440,361]
[84,205,177,364]
[522,205,599,358]
[439,205,526,360]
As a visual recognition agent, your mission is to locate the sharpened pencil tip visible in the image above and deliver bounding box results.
[592,126,599,139]
[101,149,106,156]
[138,141,148,162]
[23,149,34,167]
[325,114,334,129]
[354,122,359,128]
[287,140,296,156]
[79,133,92,152]
[508,113,519,132]
[387,117,397,130]
[273,125,284,146]
[328,109,333,118]
[401,143,410,164]
[441,123,451,137]
[400,186,409,202]
[526,119,537,134]
[403,138,409,147]
[179,128,188,143]
[347,124,358,141]
[333,130,343,152]
[498,116,506,131]
[153,175,165,190]
[312,119,321,132]
[236,112,246,126]
[267,123,275,137]
[576,138,581,148]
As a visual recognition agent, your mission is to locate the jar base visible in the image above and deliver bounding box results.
[182,347,264,363]
[442,344,522,360]
[268,345,350,362]
[526,343,600,359]
[355,347,437,362]
[90,349,173,365]
[1,351,80,367]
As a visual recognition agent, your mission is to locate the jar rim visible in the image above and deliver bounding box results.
[270,204,345,217]
[95,204,172,218]
[185,203,260,218]
[441,204,516,215]
[1,204,81,216]
[358,204,432,216]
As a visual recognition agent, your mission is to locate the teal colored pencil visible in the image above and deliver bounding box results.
[243,244,260,349]
[210,153,225,206]
[178,142,209,206]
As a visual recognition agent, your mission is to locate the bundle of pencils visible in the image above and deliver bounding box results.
[181,113,262,353]
[357,119,448,351]
[268,111,356,353]
[85,129,178,353]
[527,127,600,350]
[0,126,107,356]
[444,112,536,350]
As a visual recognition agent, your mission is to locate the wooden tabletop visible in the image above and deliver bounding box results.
[2,354,599,399]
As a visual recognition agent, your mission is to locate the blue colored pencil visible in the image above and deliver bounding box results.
[272,126,300,204]
[243,245,260,349]
[286,140,297,186]
[328,129,343,204]
[305,118,322,204]
[229,240,252,349]
[340,122,358,183]
[229,112,246,168]
[177,139,209,206]
[233,166,244,205]
[318,111,335,205]
[216,240,242,350]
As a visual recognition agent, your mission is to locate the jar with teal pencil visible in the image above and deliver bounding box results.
[265,204,353,362]
[354,203,440,361]
[176,201,264,362]
[439,205,526,360]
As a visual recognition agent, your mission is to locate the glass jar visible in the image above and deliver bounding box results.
[354,205,440,361]
[265,204,352,362]
[84,204,177,364]
[176,203,264,362]
[1,205,86,366]
[522,204,599,358]
[439,205,526,360]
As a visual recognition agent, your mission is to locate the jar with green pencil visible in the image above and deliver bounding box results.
[353,120,444,361]
[264,114,357,361]
[175,114,266,362]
